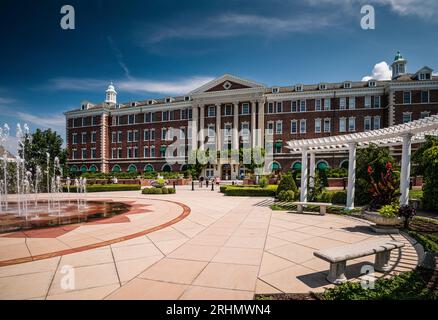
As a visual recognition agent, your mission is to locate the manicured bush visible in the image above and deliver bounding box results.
[331,191,347,205]
[224,186,277,197]
[142,187,176,195]
[277,190,295,202]
[64,184,141,193]
[258,177,268,188]
[319,191,333,203]
[276,174,298,198]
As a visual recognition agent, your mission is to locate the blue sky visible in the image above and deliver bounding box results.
[0,0,438,151]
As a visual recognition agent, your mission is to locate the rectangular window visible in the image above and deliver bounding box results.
[299,100,306,112]
[421,91,430,103]
[374,96,381,108]
[300,119,306,134]
[339,98,346,110]
[144,112,151,123]
[134,130,139,142]
[225,105,232,116]
[324,119,331,133]
[91,148,97,159]
[150,147,156,158]
[315,119,321,133]
[403,113,412,123]
[162,111,169,121]
[72,149,77,160]
[291,120,297,134]
[150,129,155,141]
[111,148,117,159]
[276,102,282,113]
[208,125,216,138]
[315,99,321,111]
[144,147,150,158]
[339,118,346,133]
[242,103,250,115]
[268,103,274,114]
[180,127,186,139]
[81,148,87,159]
[374,116,381,130]
[208,106,216,117]
[364,117,372,131]
[291,101,298,112]
[92,116,99,126]
[117,131,122,143]
[144,129,149,141]
[128,114,135,124]
[365,96,372,108]
[127,147,132,159]
[127,131,133,142]
[324,99,331,111]
[420,111,430,119]
[161,128,167,140]
[81,132,87,144]
[276,121,282,134]
[111,132,117,143]
[91,131,97,143]
[72,133,78,144]
[181,109,188,120]
[349,97,356,109]
[134,147,138,158]
[267,122,274,135]
[348,117,356,132]
[403,91,412,104]
[118,148,122,159]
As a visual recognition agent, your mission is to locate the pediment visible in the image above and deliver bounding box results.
[190,74,265,94]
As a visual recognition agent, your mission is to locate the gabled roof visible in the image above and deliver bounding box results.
[189,74,265,94]
[415,66,434,74]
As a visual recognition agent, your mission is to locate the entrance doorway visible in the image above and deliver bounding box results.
[222,164,231,180]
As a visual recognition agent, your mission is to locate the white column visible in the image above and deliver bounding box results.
[216,104,221,152]
[191,106,198,151]
[199,105,205,150]
[251,101,257,148]
[233,102,239,150]
[400,133,412,206]
[258,100,265,147]
[309,152,316,188]
[346,142,356,210]
[300,147,309,202]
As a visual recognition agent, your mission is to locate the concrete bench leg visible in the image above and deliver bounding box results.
[327,261,347,284]
[375,250,392,272]
[320,206,327,215]
[297,205,304,214]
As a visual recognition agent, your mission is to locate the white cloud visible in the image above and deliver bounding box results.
[47,76,215,96]
[15,112,65,130]
[433,72,438,77]
[147,13,338,43]
[362,61,392,81]
[0,97,15,104]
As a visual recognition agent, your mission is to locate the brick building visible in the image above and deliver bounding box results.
[65,52,438,179]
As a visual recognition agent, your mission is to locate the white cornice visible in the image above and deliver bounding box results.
[190,74,266,94]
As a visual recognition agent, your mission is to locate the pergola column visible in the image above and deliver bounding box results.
[400,133,412,206]
[300,147,309,202]
[309,152,316,188]
[199,105,205,150]
[346,142,357,210]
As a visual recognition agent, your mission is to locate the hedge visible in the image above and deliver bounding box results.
[64,184,141,193]
[224,186,277,197]
[142,187,176,195]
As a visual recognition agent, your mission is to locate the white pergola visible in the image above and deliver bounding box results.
[286,115,438,209]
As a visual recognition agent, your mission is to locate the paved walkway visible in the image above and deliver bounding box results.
[0,188,419,300]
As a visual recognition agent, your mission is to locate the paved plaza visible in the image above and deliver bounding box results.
[0,188,418,300]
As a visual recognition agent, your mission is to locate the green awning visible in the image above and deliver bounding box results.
[80,165,87,173]
[145,164,154,172]
[317,162,328,170]
[112,165,121,173]
[160,146,167,152]
[271,162,281,170]
[128,165,137,173]
[89,165,97,172]
[292,162,301,171]
[70,166,78,173]
[275,141,282,148]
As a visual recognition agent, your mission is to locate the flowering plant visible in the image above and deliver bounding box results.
[368,162,400,210]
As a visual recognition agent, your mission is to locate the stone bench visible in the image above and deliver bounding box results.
[292,202,332,215]
[313,239,405,284]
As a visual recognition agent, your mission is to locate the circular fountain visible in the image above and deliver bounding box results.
[0,123,131,233]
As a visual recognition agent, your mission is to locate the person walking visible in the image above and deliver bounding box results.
[199,176,204,188]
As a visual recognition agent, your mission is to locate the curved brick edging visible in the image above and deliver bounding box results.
[0,198,191,267]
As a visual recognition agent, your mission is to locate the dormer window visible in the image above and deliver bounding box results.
[295,85,303,92]
[223,81,232,90]
[148,100,157,105]
[184,96,191,102]
[368,80,377,87]
[343,82,352,89]
[319,83,327,91]
[272,87,279,94]
[81,104,87,110]
[165,97,174,104]
[131,102,137,107]
[419,73,431,80]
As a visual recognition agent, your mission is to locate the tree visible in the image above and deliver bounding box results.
[421,146,438,210]
[276,173,298,199]
[20,129,67,191]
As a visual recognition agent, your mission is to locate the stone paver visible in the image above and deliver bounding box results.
[0,188,420,299]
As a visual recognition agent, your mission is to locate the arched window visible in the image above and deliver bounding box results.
[270,162,281,171]
[144,164,154,173]
[180,164,188,172]
[70,165,78,173]
[162,164,172,172]
[127,164,137,173]
[292,161,302,171]
[317,160,329,171]
[112,165,121,173]
[89,165,98,173]
[80,165,88,173]
[340,160,349,169]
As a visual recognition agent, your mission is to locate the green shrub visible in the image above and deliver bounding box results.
[319,191,333,203]
[276,174,297,197]
[408,231,438,253]
[161,187,169,194]
[224,187,277,197]
[259,177,268,188]
[64,184,140,193]
[331,191,347,205]
[220,186,228,193]
[142,187,176,195]
[277,190,295,202]
[378,204,399,218]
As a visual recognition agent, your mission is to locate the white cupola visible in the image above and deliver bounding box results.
[391,51,408,80]
[105,82,117,104]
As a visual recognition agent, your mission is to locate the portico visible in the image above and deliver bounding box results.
[286,115,438,209]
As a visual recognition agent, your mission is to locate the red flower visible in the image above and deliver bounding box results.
[367,166,373,174]
[386,162,393,171]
